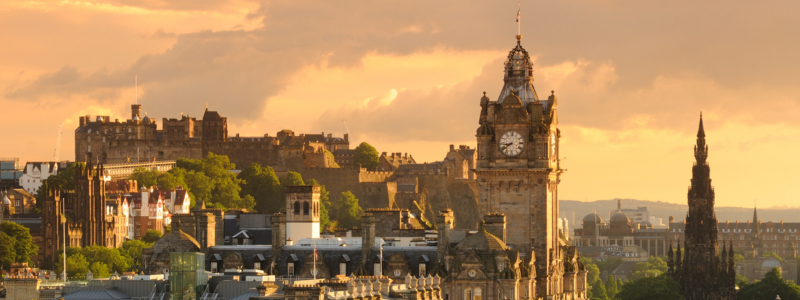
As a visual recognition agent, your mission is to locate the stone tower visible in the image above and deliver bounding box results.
[474,34,566,297]
[74,161,108,247]
[668,115,736,300]
[284,185,321,242]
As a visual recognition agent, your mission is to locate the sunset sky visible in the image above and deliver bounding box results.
[2,1,799,208]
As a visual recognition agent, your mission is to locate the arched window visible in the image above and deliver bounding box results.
[474,288,482,300]
[465,288,472,300]
[293,202,300,215]
[303,202,310,215]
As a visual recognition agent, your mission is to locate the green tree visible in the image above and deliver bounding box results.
[130,167,160,189]
[239,164,282,213]
[734,253,745,263]
[581,257,601,287]
[738,267,800,300]
[590,281,609,300]
[629,256,668,280]
[605,275,618,299]
[80,245,130,274]
[0,231,16,269]
[736,273,750,287]
[0,221,39,264]
[57,252,90,280]
[142,230,162,243]
[307,179,333,231]
[120,240,153,271]
[336,191,363,229]
[90,261,111,278]
[616,274,680,300]
[353,142,379,170]
[184,170,212,207]
[177,153,250,210]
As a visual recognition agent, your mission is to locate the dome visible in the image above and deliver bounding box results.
[762,258,782,269]
[143,116,150,122]
[96,116,103,122]
[133,115,140,121]
[501,92,523,107]
[583,213,603,224]
[610,213,631,223]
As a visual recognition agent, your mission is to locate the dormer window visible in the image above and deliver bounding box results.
[288,263,295,276]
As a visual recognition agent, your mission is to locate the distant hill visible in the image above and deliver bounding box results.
[559,199,800,229]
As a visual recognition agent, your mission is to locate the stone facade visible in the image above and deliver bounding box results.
[472,35,585,298]
[574,211,668,259]
[667,116,736,300]
[40,162,136,268]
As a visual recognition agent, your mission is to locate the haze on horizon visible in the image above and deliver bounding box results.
[1,1,799,209]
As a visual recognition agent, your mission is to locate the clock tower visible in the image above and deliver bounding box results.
[475,35,567,296]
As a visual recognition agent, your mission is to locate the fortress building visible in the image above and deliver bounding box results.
[74,106,349,170]
[474,34,584,298]
[667,116,737,300]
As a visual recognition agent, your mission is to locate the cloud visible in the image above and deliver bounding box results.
[5,1,800,146]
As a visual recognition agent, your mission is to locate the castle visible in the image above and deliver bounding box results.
[74,105,348,170]
[73,104,484,230]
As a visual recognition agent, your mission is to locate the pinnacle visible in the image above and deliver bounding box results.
[697,113,705,138]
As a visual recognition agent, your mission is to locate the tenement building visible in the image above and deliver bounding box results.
[473,34,587,298]
[141,185,588,300]
[667,116,736,300]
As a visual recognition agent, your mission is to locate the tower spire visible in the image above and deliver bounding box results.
[694,113,708,165]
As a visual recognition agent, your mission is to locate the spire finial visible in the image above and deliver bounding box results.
[483,91,486,96]
[697,113,706,138]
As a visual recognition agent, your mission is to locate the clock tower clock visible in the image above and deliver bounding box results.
[474,35,566,296]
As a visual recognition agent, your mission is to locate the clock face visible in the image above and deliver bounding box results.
[499,131,524,156]
[468,269,477,278]
[393,269,402,277]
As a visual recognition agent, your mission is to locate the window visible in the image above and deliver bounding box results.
[254,262,261,270]
[465,288,473,300]
[340,263,347,276]
[303,202,309,215]
[288,263,295,276]
[293,202,300,215]
[474,288,482,300]
[419,263,426,277]
[374,263,381,276]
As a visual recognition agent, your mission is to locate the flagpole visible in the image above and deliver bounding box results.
[313,241,317,280]
[517,2,521,36]
[62,199,66,284]
[379,241,383,276]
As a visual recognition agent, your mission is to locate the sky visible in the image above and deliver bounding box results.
[2,1,800,209]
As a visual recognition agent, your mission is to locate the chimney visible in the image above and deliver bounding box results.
[449,144,455,151]
[436,209,454,259]
[271,213,286,262]
[344,134,349,141]
[483,213,507,243]
[79,116,86,126]
[196,213,216,250]
[361,213,377,266]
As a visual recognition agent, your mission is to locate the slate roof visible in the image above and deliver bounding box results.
[62,287,131,300]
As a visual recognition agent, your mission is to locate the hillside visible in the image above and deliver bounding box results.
[560,199,800,228]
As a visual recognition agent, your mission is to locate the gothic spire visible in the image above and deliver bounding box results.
[694,113,708,165]
[752,204,761,240]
